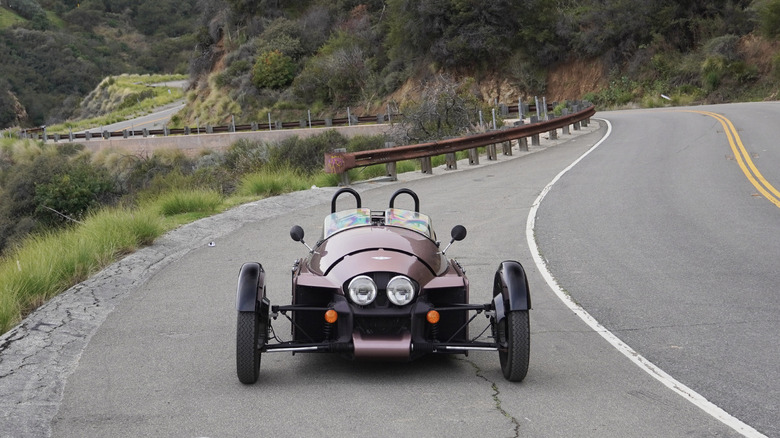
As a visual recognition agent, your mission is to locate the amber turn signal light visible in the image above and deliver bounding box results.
[324,309,338,323]
[426,310,440,324]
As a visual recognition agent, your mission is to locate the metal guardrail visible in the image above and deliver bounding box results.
[324,104,596,184]
[22,102,553,142]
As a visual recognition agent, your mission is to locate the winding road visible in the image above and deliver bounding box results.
[1,103,778,437]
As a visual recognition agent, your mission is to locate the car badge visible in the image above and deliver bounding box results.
[372,256,391,260]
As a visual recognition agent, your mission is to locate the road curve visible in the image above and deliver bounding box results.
[536,103,780,437]
[0,112,757,436]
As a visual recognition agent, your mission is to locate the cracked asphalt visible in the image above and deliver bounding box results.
[0,117,747,437]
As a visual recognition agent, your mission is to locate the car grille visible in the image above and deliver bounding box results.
[354,316,410,336]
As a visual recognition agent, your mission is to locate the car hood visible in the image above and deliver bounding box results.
[308,226,446,278]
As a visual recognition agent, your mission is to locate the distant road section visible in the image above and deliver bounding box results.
[100,102,185,133]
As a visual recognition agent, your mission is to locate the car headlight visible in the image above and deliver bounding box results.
[348,275,377,305]
[386,275,416,306]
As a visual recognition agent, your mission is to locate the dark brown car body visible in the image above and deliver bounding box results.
[235,188,531,384]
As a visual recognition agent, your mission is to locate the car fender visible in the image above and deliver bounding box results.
[236,262,265,312]
[492,260,531,321]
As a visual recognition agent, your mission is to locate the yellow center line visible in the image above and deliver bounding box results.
[684,110,780,209]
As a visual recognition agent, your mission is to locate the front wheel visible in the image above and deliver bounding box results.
[497,310,530,382]
[236,310,262,384]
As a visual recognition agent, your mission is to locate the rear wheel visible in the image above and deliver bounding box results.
[236,310,262,384]
[497,310,530,382]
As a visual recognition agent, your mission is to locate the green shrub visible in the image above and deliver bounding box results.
[252,50,296,90]
[758,0,780,39]
[223,138,270,173]
[346,135,386,152]
[270,130,347,174]
[34,162,117,225]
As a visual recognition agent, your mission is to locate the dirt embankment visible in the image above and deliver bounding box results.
[545,59,607,102]
[389,60,606,108]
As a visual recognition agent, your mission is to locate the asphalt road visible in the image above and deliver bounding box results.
[98,102,185,133]
[38,113,755,437]
[536,103,780,437]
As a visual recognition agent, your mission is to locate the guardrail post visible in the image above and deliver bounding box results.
[377,113,384,123]
[487,143,497,160]
[548,115,558,140]
[142,129,148,137]
[123,130,128,138]
[69,132,74,142]
[206,125,213,134]
[53,133,60,142]
[102,130,109,140]
[251,122,258,131]
[445,153,457,169]
[275,121,282,130]
[326,118,333,127]
[300,119,307,128]
[468,148,479,165]
[184,126,191,135]
[500,104,508,117]
[420,156,433,174]
[163,127,170,136]
[530,116,540,146]
[385,142,397,180]
[85,131,92,140]
[502,141,512,156]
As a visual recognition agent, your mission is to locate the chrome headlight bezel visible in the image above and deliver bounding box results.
[347,275,378,306]
[386,275,416,306]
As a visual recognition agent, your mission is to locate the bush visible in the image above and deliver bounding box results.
[223,138,270,173]
[390,75,487,144]
[346,135,386,152]
[34,162,117,226]
[270,130,347,174]
[292,32,372,105]
[252,50,296,90]
[758,0,780,39]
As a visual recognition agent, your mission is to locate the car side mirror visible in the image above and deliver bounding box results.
[290,225,313,253]
[451,225,467,242]
[290,225,304,242]
[440,225,467,255]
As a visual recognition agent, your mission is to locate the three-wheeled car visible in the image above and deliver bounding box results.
[235,188,531,384]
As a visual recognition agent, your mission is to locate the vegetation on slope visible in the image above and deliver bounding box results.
[5,0,780,131]
[0,0,198,128]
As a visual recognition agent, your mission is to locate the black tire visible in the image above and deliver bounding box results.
[498,310,530,382]
[236,311,261,384]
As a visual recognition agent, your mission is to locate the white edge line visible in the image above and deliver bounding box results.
[525,117,765,438]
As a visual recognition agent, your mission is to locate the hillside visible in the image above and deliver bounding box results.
[177,0,780,127]
[0,0,197,128]
[4,0,780,130]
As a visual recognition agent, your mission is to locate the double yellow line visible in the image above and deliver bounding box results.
[687,110,780,209]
